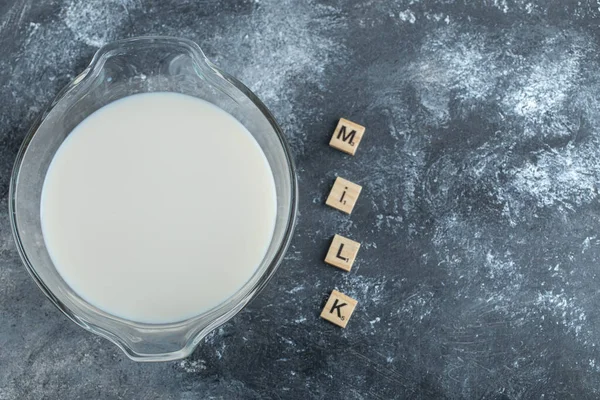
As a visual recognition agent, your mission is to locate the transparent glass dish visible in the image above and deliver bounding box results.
[9,37,297,362]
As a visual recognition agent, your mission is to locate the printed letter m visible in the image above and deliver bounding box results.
[337,126,357,145]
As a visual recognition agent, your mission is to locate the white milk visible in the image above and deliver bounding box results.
[41,92,277,324]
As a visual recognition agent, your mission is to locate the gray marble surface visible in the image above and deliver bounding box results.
[3,0,600,398]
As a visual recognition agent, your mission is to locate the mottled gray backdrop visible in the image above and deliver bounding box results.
[2,0,600,399]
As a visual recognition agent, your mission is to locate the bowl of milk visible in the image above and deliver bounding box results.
[9,37,297,361]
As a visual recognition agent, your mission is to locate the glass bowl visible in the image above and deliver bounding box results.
[9,36,298,362]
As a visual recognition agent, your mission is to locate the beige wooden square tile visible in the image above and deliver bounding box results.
[325,234,361,272]
[329,118,366,156]
[320,290,358,328]
[325,177,362,214]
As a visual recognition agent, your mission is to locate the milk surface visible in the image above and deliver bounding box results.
[41,92,277,324]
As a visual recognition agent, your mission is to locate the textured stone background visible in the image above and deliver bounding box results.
[3,0,600,398]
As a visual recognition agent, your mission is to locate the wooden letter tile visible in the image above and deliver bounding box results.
[325,177,362,214]
[325,234,361,272]
[320,290,358,328]
[329,118,366,156]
